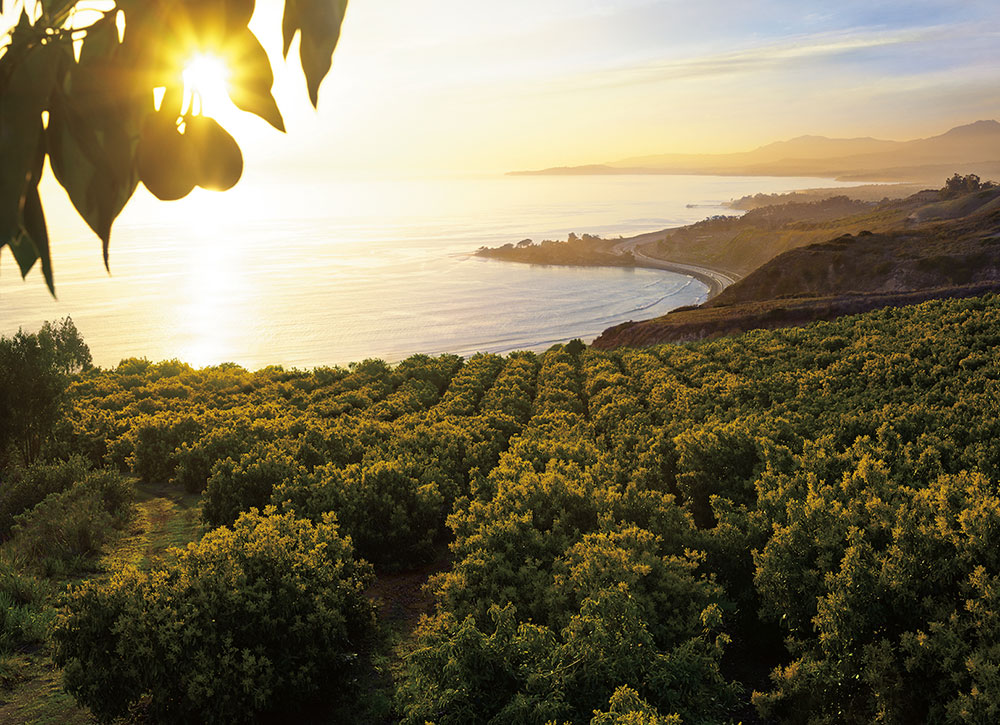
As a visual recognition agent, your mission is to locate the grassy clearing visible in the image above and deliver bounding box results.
[0,655,92,725]
[0,480,203,724]
[102,481,204,572]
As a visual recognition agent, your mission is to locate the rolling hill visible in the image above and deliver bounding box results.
[593,183,1000,349]
[513,121,1000,183]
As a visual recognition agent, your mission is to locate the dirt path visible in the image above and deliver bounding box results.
[103,483,202,571]
[366,549,452,640]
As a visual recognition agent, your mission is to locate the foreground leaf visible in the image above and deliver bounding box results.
[0,25,62,282]
[22,184,54,293]
[282,0,349,107]
[48,15,142,267]
[39,0,77,22]
[227,29,284,131]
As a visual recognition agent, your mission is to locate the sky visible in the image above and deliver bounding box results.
[256,0,1000,174]
[2,0,999,176]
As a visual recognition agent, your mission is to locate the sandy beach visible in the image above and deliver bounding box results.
[610,228,740,298]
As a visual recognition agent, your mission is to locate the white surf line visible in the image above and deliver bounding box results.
[610,233,740,298]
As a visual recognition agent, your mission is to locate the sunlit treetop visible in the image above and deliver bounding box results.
[0,0,348,294]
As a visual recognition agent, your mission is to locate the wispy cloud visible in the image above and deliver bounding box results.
[239,1,1000,171]
[529,24,980,94]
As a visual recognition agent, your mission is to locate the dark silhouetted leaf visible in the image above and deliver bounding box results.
[298,0,348,107]
[22,184,54,294]
[282,0,348,107]
[7,228,39,279]
[118,1,190,95]
[48,17,142,268]
[282,0,298,58]
[158,84,185,120]
[39,0,77,22]
[227,30,284,131]
[0,30,61,262]
[6,127,52,286]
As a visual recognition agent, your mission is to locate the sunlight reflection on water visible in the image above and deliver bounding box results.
[0,173,864,369]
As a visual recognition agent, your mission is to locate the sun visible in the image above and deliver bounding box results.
[182,54,231,115]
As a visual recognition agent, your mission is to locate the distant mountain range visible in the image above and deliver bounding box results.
[512,120,1000,182]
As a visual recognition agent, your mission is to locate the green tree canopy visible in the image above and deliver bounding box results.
[0,316,91,464]
[53,507,376,723]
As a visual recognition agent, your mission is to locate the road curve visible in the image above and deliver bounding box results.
[611,231,740,299]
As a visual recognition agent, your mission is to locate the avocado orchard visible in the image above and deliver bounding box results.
[0,0,348,292]
[30,293,1000,721]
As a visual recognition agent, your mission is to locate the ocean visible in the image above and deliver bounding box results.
[0,173,863,370]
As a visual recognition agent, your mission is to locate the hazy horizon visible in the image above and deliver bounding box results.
[248,0,1000,175]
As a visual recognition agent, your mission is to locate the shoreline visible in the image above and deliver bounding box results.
[476,178,924,300]
[476,225,741,300]
[609,228,740,299]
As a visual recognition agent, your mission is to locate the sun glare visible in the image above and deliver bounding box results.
[182,54,231,115]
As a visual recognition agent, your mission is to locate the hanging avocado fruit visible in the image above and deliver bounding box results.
[187,115,244,192]
[137,112,201,201]
[138,112,243,200]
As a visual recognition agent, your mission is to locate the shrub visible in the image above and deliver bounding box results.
[80,468,134,524]
[550,527,720,648]
[9,471,134,574]
[673,422,762,528]
[275,459,444,571]
[590,686,682,725]
[0,456,91,538]
[172,418,289,494]
[202,445,304,528]
[172,429,255,494]
[399,590,733,725]
[0,559,52,654]
[397,604,564,725]
[53,508,376,724]
[127,416,202,483]
[753,469,1000,723]
[554,586,734,723]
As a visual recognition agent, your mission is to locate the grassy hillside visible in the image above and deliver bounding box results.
[6,294,1000,721]
[725,182,926,210]
[596,184,1000,348]
[651,194,915,277]
[476,194,894,280]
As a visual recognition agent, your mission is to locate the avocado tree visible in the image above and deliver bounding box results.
[0,0,348,293]
[0,316,91,464]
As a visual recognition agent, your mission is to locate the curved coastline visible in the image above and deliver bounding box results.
[476,227,741,300]
[620,241,738,299]
[608,227,741,299]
